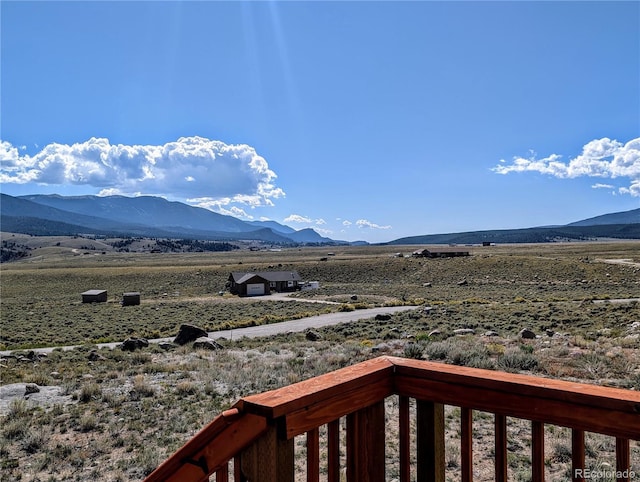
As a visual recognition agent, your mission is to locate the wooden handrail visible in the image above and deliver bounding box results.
[144,409,268,482]
[238,356,395,439]
[145,355,640,482]
[391,356,640,439]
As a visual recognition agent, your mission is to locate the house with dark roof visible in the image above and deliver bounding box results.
[228,271,303,296]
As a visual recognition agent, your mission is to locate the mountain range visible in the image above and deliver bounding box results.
[1,193,639,245]
[0,194,338,245]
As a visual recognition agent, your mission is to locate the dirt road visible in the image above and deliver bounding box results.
[202,305,416,341]
[0,305,417,355]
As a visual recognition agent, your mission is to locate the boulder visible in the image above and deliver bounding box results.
[305,330,322,341]
[192,337,224,350]
[174,324,208,345]
[520,328,536,340]
[371,343,392,353]
[384,328,401,340]
[158,342,177,351]
[87,350,106,361]
[483,330,499,337]
[25,383,40,395]
[120,338,149,351]
[375,314,391,321]
[453,328,475,335]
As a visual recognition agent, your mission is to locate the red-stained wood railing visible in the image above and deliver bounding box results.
[145,356,640,482]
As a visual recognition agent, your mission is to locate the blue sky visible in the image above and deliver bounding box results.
[1,1,638,243]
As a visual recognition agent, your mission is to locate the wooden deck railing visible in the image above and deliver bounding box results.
[145,356,640,482]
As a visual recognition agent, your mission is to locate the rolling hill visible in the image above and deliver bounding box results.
[387,207,640,245]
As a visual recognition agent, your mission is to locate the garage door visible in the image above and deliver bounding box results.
[246,283,265,296]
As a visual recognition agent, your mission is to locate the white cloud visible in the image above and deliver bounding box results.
[219,206,254,220]
[283,214,326,225]
[0,136,285,206]
[342,220,352,227]
[284,214,312,224]
[591,183,615,190]
[493,137,640,196]
[356,219,392,230]
[187,197,254,220]
[620,179,640,197]
[314,227,334,236]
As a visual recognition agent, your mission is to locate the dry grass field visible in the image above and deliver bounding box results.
[0,238,639,481]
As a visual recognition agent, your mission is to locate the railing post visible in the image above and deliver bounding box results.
[461,407,473,482]
[327,419,341,482]
[346,401,386,482]
[416,400,445,482]
[495,414,508,482]
[307,427,320,482]
[239,421,293,482]
[531,421,545,482]
[616,438,631,482]
[571,429,585,482]
[399,396,411,482]
[214,464,228,482]
[234,455,245,482]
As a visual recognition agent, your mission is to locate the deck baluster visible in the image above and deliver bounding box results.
[214,463,228,482]
[616,437,631,481]
[346,402,386,482]
[494,414,508,482]
[461,407,473,482]
[399,395,411,482]
[417,400,445,482]
[571,429,585,482]
[327,419,341,482]
[233,456,244,482]
[531,421,545,482]
[307,427,320,482]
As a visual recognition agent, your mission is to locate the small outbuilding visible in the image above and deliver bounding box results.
[81,289,108,303]
[122,292,141,306]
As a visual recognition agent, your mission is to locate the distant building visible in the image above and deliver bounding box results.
[81,289,108,303]
[122,292,141,306]
[228,271,302,297]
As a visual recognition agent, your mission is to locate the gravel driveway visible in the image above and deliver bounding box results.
[0,305,417,356]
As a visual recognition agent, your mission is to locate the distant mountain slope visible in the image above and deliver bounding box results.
[1,194,140,232]
[1,193,338,244]
[285,228,335,243]
[0,215,114,237]
[19,194,253,233]
[568,208,640,226]
[247,220,296,234]
[387,224,640,245]
[386,206,640,245]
